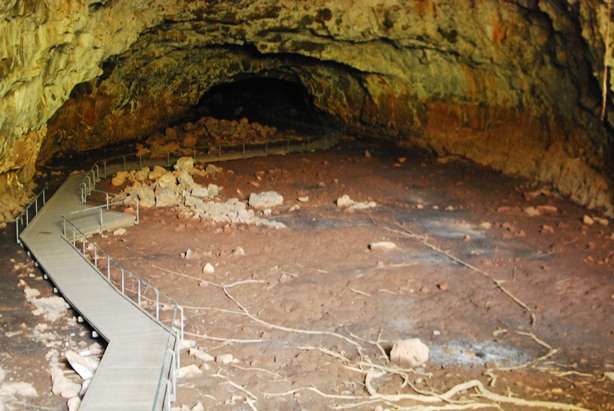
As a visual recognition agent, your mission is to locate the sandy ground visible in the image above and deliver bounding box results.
[87,141,614,410]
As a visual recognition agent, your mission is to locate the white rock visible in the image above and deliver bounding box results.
[368,241,397,251]
[205,164,223,175]
[215,354,236,365]
[336,194,376,211]
[188,348,214,363]
[65,350,99,380]
[231,247,245,257]
[479,222,492,230]
[192,402,205,411]
[249,191,284,209]
[174,157,195,174]
[177,364,202,379]
[202,263,215,274]
[390,338,429,368]
[594,216,609,226]
[134,167,150,182]
[113,228,126,236]
[583,215,594,225]
[156,173,178,190]
[298,196,309,203]
[155,187,179,207]
[523,206,541,217]
[605,371,614,381]
[31,296,68,322]
[67,397,81,411]
[51,368,81,398]
[181,249,193,259]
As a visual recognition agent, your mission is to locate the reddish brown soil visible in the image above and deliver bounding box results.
[92,143,614,410]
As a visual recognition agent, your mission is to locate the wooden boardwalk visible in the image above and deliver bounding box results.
[20,174,176,410]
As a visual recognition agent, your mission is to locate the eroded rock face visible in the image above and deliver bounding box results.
[1,0,614,223]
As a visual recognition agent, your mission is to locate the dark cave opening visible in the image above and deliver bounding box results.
[194,77,339,134]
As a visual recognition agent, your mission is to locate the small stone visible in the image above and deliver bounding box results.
[289,205,300,212]
[188,348,214,363]
[390,338,429,367]
[433,330,441,336]
[437,282,449,291]
[368,241,397,251]
[68,397,81,411]
[364,150,371,158]
[177,364,202,379]
[583,215,594,225]
[231,247,245,257]
[541,224,555,234]
[202,263,215,274]
[594,216,609,226]
[249,191,284,209]
[181,249,193,259]
[479,222,492,230]
[523,206,541,217]
[605,372,614,382]
[174,157,195,174]
[113,228,127,236]
[216,354,236,365]
[536,205,558,215]
[298,196,309,203]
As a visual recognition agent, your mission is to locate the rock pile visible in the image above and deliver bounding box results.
[137,116,278,159]
[115,158,285,228]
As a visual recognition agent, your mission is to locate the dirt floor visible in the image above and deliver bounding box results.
[1,139,613,410]
[90,141,614,410]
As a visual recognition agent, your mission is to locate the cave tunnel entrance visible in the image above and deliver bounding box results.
[194,77,339,134]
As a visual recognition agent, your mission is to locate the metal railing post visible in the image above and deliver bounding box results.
[62,217,66,237]
[136,199,140,224]
[42,188,46,205]
[99,207,103,231]
[35,197,38,215]
[82,238,86,255]
[25,206,29,226]
[155,288,160,320]
[121,269,125,293]
[15,217,20,245]
[137,279,142,305]
[242,142,246,155]
[94,246,98,267]
[105,192,109,210]
[107,256,111,280]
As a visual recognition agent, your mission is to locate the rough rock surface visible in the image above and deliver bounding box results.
[390,338,430,368]
[1,1,614,222]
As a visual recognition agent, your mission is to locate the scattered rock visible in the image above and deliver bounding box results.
[113,228,126,236]
[249,191,284,209]
[175,157,194,174]
[583,215,594,225]
[188,348,214,363]
[111,171,130,187]
[594,216,609,226]
[30,296,68,322]
[202,263,215,274]
[181,249,193,259]
[51,367,81,398]
[65,351,99,380]
[390,338,429,368]
[336,194,376,211]
[523,206,541,217]
[215,354,236,365]
[177,365,202,379]
[298,196,309,203]
[479,222,492,230]
[536,205,558,215]
[436,282,449,291]
[134,167,150,182]
[0,382,38,398]
[605,372,614,382]
[541,224,555,234]
[67,397,81,411]
[368,241,397,251]
[155,187,179,207]
[231,247,245,257]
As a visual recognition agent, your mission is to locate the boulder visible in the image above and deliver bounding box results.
[148,165,168,180]
[175,157,194,174]
[111,171,130,187]
[390,338,429,368]
[155,187,179,207]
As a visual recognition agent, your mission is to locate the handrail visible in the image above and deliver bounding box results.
[15,184,48,245]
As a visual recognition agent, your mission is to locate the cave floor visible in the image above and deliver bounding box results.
[91,142,614,410]
[1,142,613,410]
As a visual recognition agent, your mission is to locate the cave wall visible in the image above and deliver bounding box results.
[1,0,614,223]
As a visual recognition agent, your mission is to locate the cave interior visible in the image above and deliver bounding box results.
[0,2,613,411]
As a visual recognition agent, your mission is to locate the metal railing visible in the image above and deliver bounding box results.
[60,215,183,410]
[15,185,48,245]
